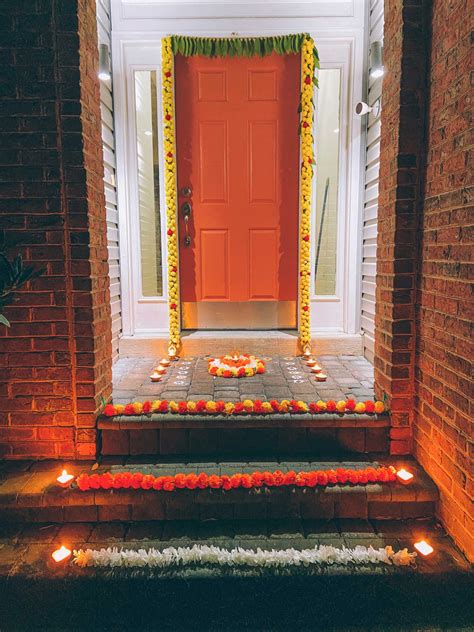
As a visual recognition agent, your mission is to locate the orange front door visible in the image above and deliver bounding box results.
[175,52,300,329]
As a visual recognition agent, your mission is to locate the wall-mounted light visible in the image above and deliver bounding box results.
[370,41,384,79]
[98,43,111,81]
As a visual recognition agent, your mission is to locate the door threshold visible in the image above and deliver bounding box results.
[181,329,298,339]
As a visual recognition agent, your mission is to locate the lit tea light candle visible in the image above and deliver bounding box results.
[52,545,72,563]
[56,469,74,488]
[156,365,167,374]
[306,359,317,367]
[310,365,323,373]
[315,372,327,382]
[414,540,434,556]
[159,358,171,367]
[303,348,312,358]
[396,468,414,485]
[149,370,162,383]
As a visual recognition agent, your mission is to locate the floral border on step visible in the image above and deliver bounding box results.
[103,398,385,417]
[161,34,317,355]
[76,466,397,492]
[73,543,416,569]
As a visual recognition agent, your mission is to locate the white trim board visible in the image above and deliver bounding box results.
[111,0,367,338]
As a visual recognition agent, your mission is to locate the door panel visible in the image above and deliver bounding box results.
[175,52,300,329]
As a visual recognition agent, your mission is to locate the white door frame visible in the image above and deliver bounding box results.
[111,0,366,339]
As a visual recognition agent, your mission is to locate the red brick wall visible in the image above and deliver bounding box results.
[413,0,473,562]
[377,0,473,561]
[375,0,429,455]
[0,0,112,459]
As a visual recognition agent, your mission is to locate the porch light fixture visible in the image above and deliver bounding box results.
[98,43,111,81]
[369,41,384,79]
[52,545,72,563]
[414,540,434,557]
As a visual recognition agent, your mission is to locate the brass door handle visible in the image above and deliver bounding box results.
[181,202,192,246]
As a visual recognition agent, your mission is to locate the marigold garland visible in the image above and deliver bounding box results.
[161,36,181,353]
[76,466,397,492]
[102,398,385,418]
[160,34,318,356]
[299,35,315,353]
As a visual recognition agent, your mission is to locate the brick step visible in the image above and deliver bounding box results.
[98,413,391,457]
[0,458,438,524]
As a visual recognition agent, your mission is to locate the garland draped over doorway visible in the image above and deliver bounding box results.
[161,34,318,356]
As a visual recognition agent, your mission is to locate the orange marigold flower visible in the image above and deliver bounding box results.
[374,401,385,414]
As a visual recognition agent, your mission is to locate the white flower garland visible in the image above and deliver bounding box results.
[74,544,416,570]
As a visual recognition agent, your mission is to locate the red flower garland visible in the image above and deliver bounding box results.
[102,398,386,417]
[76,466,397,492]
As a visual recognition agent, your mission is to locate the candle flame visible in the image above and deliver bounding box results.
[414,540,434,556]
[52,545,71,563]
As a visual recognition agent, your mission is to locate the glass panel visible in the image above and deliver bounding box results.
[314,69,341,295]
[134,70,163,296]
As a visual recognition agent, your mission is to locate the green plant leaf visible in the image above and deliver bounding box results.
[0,313,10,327]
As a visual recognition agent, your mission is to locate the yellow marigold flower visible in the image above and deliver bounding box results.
[355,402,366,414]
[243,399,253,411]
[261,402,272,413]
[169,401,179,413]
[206,401,217,413]
[224,402,234,415]
[115,404,125,415]
[374,401,385,414]
[151,400,161,412]
[187,401,197,413]
[132,402,143,414]
[336,400,346,414]
[297,401,309,412]
[316,400,326,412]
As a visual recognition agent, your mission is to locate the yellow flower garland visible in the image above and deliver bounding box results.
[161,37,181,354]
[161,35,315,356]
[298,36,315,354]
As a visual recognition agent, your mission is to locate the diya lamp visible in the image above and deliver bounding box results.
[52,545,72,563]
[56,469,74,488]
[159,358,171,367]
[306,358,317,367]
[414,540,434,556]
[303,348,312,359]
[315,372,327,382]
[396,468,414,485]
[310,365,323,374]
[149,369,162,382]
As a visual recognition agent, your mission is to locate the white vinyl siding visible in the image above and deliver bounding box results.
[97,0,122,361]
[361,0,384,363]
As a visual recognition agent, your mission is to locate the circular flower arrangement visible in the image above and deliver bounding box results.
[208,354,265,378]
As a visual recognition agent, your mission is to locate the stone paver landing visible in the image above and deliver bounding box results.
[112,355,375,404]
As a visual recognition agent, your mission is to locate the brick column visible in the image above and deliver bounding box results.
[0,0,112,459]
[374,0,429,454]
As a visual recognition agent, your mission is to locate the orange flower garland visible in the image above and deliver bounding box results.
[76,465,397,492]
[103,398,386,417]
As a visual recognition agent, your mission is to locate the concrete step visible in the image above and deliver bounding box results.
[98,413,391,457]
[0,457,438,524]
